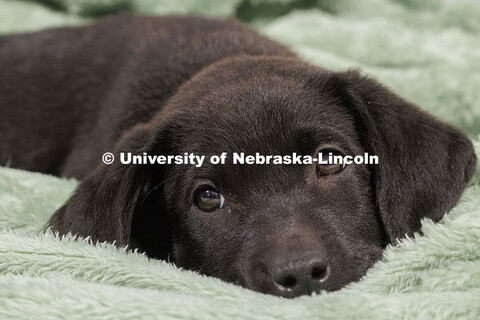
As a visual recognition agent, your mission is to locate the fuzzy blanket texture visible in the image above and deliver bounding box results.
[1,0,480,319]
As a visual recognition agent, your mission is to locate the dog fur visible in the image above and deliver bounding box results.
[0,15,476,297]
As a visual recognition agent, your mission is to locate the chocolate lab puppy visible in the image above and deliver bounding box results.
[0,15,476,298]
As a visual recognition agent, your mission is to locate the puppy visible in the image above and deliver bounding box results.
[0,15,476,298]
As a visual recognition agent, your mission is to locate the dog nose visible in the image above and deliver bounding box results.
[270,254,330,297]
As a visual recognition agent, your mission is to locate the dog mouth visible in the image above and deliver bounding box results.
[224,239,384,298]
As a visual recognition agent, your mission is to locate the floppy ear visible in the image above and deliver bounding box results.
[339,71,477,243]
[49,123,164,248]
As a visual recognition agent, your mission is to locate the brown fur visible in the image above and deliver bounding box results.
[0,15,476,297]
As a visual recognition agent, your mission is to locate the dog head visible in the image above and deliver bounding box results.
[50,56,476,297]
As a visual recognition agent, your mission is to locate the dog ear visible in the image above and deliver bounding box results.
[337,70,477,243]
[49,122,165,248]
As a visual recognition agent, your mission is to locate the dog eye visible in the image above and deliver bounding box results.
[317,150,346,176]
[195,187,225,212]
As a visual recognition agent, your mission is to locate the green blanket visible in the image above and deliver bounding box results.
[1,0,479,319]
